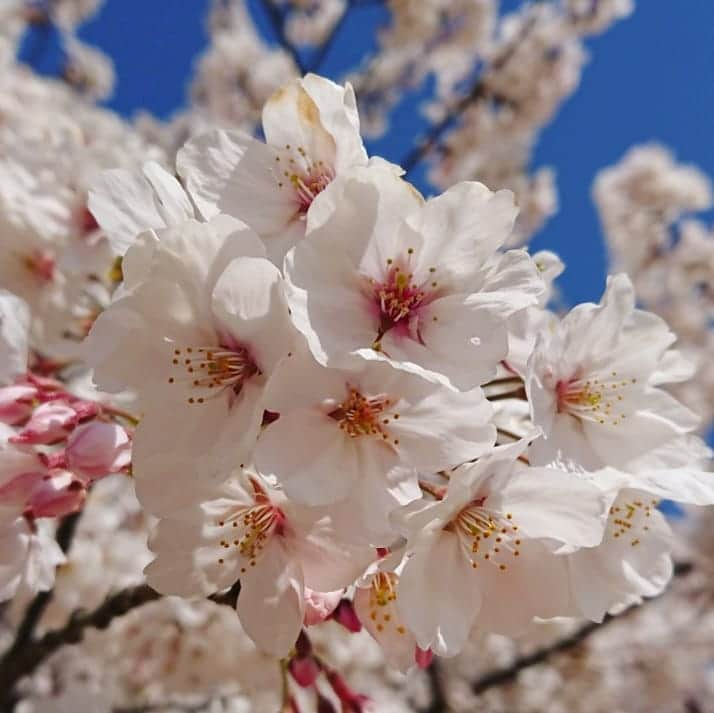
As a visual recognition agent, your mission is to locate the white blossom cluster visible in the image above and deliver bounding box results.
[594,144,714,427]
[1,3,713,712]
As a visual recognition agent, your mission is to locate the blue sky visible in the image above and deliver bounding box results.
[19,1,714,306]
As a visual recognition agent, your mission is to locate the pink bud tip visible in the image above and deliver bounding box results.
[331,599,362,633]
[415,646,433,669]
[288,656,321,688]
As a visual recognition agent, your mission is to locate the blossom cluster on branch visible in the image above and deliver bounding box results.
[1,2,713,712]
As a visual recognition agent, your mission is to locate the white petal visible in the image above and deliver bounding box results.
[255,408,359,505]
[236,540,304,657]
[397,531,479,657]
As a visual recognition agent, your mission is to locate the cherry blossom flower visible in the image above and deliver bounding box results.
[254,349,494,540]
[145,470,373,656]
[0,514,65,602]
[177,73,368,263]
[393,439,609,656]
[562,437,714,621]
[527,274,700,470]
[285,165,544,389]
[85,215,297,514]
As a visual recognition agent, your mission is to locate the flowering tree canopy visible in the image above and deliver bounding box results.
[0,2,713,712]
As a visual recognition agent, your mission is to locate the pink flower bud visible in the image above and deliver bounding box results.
[289,655,321,688]
[326,670,370,712]
[70,400,100,422]
[65,421,131,481]
[27,470,86,518]
[10,401,78,445]
[330,598,362,633]
[415,646,433,670]
[303,587,342,626]
[0,385,37,425]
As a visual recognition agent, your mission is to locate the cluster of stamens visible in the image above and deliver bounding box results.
[450,502,521,572]
[369,254,440,345]
[274,144,335,214]
[609,498,658,547]
[328,387,400,445]
[215,493,285,571]
[367,572,407,635]
[556,370,637,426]
[168,345,258,405]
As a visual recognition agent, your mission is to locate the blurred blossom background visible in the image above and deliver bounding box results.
[2,1,714,711]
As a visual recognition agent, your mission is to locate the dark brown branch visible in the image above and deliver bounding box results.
[471,561,694,696]
[260,0,307,74]
[486,387,528,402]
[423,659,448,713]
[0,581,241,711]
[400,13,539,177]
[306,4,351,74]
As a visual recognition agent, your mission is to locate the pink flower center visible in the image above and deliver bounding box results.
[555,371,636,426]
[169,343,259,405]
[367,256,442,348]
[214,484,286,571]
[275,144,335,215]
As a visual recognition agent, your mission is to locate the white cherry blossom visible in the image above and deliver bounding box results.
[285,165,544,389]
[254,349,495,541]
[0,515,66,602]
[393,439,609,656]
[84,216,297,514]
[177,73,368,263]
[527,274,700,471]
[145,470,373,656]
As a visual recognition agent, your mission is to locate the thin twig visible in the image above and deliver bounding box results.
[400,13,539,177]
[471,561,694,696]
[306,4,351,74]
[423,659,448,713]
[260,0,307,74]
[0,581,241,710]
[486,387,528,402]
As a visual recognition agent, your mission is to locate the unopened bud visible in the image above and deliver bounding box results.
[0,385,37,425]
[304,587,342,626]
[330,598,362,633]
[65,421,131,481]
[289,655,321,688]
[27,470,86,518]
[10,401,78,445]
[415,646,433,669]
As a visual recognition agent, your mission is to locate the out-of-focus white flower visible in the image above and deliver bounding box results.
[0,516,65,602]
[0,290,30,384]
